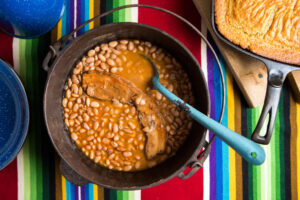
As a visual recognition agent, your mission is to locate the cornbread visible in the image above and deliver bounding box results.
[215,0,300,65]
[62,40,195,171]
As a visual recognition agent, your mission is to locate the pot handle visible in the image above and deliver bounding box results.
[44,4,227,180]
[178,140,211,180]
[251,85,281,144]
[251,61,296,144]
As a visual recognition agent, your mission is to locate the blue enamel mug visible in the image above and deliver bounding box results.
[0,0,65,38]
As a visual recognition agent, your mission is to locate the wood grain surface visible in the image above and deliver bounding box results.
[193,0,300,107]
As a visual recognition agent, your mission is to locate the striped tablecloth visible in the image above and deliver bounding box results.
[0,0,299,199]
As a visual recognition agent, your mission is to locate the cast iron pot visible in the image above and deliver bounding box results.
[43,5,224,189]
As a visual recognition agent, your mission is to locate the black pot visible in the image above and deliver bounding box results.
[43,22,210,189]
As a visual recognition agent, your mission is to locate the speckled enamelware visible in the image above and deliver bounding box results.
[0,0,65,38]
[0,59,29,170]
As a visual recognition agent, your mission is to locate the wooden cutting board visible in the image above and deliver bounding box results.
[193,0,300,107]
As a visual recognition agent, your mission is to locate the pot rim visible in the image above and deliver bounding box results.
[43,22,211,189]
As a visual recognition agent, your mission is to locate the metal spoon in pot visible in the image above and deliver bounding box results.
[141,55,265,165]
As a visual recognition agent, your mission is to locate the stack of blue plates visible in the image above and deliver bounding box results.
[0,59,29,170]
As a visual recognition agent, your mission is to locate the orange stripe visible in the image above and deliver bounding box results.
[290,94,298,199]
[89,0,95,29]
[55,158,63,200]
[296,102,300,199]
[227,69,236,200]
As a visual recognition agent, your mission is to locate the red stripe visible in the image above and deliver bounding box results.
[138,0,202,64]
[139,1,204,200]
[0,31,14,65]
[0,30,18,200]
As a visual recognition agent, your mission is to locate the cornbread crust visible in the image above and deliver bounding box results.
[215,0,300,65]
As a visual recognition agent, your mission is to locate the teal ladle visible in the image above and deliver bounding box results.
[141,55,265,165]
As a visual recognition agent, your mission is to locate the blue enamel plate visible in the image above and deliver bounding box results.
[0,59,29,170]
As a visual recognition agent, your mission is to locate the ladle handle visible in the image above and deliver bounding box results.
[154,83,266,165]
[251,85,281,144]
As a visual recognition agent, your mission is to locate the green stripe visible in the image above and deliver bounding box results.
[125,0,132,22]
[110,190,118,200]
[33,38,44,199]
[259,106,267,200]
[106,0,113,23]
[275,107,280,199]
[270,108,276,199]
[123,191,129,200]
[113,0,119,22]
[247,108,253,200]
[252,107,259,200]
[128,191,135,200]
[279,92,286,199]
[117,190,123,200]
[19,38,31,200]
[25,39,38,200]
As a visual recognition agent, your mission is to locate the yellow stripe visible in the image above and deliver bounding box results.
[57,18,62,39]
[93,184,98,200]
[62,176,67,200]
[227,71,236,200]
[297,103,300,200]
[89,0,95,29]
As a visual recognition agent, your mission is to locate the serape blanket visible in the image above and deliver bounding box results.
[0,0,299,199]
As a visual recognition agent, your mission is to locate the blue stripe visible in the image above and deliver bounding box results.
[70,183,76,200]
[84,0,89,32]
[80,0,85,35]
[66,0,71,34]
[61,1,67,36]
[213,50,223,200]
[89,183,94,199]
[66,180,71,200]
[219,53,229,200]
[84,184,89,199]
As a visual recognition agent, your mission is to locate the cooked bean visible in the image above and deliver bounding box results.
[93,121,99,130]
[83,113,89,122]
[62,98,68,107]
[86,56,94,63]
[128,41,134,51]
[66,89,71,99]
[86,97,90,107]
[73,103,79,112]
[109,41,118,48]
[128,122,136,130]
[67,101,73,109]
[91,101,99,108]
[107,58,116,66]
[70,113,78,119]
[124,165,132,171]
[87,136,94,141]
[102,138,110,144]
[88,49,96,57]
[83,123,90,130]
[137,45,144,51]
[71,133,78,140]
[113,123,119,133]
[100,62,109,70]
[110,67,117,73]
[117,44,127,51]
[110,53,117,59]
